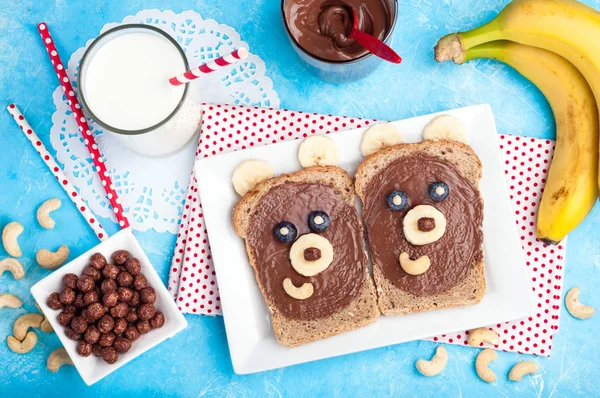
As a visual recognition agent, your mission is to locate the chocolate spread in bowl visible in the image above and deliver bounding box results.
[246,182,365,320]
[284,0,394,61]
[362,155,484,296]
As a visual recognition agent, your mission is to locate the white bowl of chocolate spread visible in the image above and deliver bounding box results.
[281,0,398,82]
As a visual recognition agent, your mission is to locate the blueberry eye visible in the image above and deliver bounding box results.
[387,191,408,211]
[308,211,330,232]
[273,221,297,243]
[429,182,449,202]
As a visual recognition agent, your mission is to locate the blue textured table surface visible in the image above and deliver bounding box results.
[1,0,599,396]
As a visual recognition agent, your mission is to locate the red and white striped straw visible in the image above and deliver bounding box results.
[168,47,249,86]
[37,22,130,230]
[7,104,107,241]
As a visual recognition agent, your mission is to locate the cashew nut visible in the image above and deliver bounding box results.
[37,198,61,229]
[416,346,448,376]
[475,349,498,383]
[508,361,539,382]
[283,278,314,300]
[36,245,70,270]
[565,286,595,320]
[13,313,43,340]
[47,348,73,372]
[468,328,500,347]
[0,294,22,309]
[0,258,25,280]
[40,318,54,333]
[7,331,37,354]
[2,221,24,257]
[399,252,431,275]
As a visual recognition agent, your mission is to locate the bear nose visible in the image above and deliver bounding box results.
[303,247,322,261]
[418,217,436,232]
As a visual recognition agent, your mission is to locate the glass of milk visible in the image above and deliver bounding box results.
[79,25,201,157]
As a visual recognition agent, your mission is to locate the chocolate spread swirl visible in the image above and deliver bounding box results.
[362,155,484,296]
[246,182,365,320]
[284,0,393,61]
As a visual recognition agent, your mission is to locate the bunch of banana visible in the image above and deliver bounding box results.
[434,0,600,244]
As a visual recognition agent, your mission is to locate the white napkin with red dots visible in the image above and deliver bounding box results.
[167,105,566,356]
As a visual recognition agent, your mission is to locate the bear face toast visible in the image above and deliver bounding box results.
[233,136,379,347]
[355,118,485,316]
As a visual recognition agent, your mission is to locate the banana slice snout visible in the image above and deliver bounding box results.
[360,123,403,156]
[403,205,447,246]
[232,159,275,196]
[298,135,340,168]
[422,115,467,143]
[289,233,334,277]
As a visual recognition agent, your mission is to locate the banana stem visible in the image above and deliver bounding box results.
[435,20,502,64]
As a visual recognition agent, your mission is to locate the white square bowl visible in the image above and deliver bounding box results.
[195,104,534,374]
[31,228,188,386]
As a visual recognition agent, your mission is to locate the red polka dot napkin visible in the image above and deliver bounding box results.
[167,105,566,356]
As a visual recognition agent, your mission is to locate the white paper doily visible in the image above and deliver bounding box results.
[50,9,279,233]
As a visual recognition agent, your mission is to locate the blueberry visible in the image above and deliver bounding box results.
[429,182,449,202]
[273,221,297,243]
[386,191,408,211]
[308,211,330,233]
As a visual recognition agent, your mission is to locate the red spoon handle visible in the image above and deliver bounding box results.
[350,29,402,64]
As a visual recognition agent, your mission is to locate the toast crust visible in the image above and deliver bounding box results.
[355,140,485,316]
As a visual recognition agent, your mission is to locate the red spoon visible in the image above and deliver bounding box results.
[349,9,401,64]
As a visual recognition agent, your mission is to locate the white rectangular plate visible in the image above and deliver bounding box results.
[31,228,188,386]
[195,104,534,374]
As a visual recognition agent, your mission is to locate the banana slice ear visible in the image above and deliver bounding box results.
[422,115,467,143]
[232,159,275,196]
[360,123,403,156]
[298,135,340,168]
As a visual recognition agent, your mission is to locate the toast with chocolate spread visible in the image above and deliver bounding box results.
[232,139,379,347]
[355,137,485,316]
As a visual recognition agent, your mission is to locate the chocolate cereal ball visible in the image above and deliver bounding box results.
[100,279,117,293]
[62,273,78,289]
[76,275,95,293]
[124,324,140,341]
[139,287,156,304]
[101,347,119,364]
[124,257,141,275]
[83,290,100,306]
[72,292,85,309]
[89,253,107,270]
[92,343,103,357]
[84,325,101,344]
[110,302,129,318]
[124,307,138,323]
[102,290,119,307]
[136,320,152,334]
[116,271,133,288]
[64,327,82,341]
[47,292,63,310]
[97,315,115,334]
[137,303,156,321]
[77,341,93,357]
[58,309,75,327]
[99,332,116,347]
[70,316,88,334]
[117,287,133,303]
[102,264,120,280]
[150,312,165,329]
[83,265,101,281]
[59,287,76,305]
[113,317,127,335]
[113,337,132,354]
[112,250,130,265]
[129,291,141,307]
[86,302,106,322]
[132,274,147,291]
